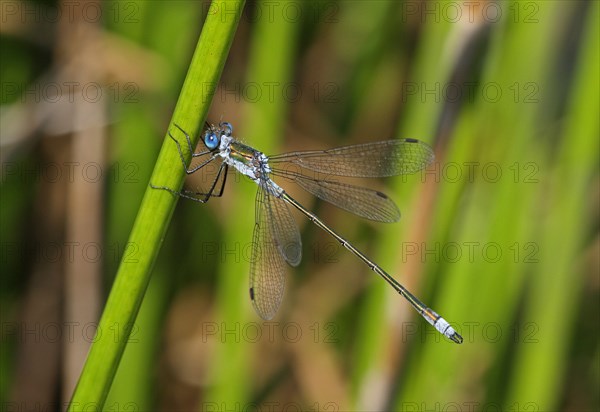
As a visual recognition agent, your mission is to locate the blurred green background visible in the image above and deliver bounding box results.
[1,0,598,411]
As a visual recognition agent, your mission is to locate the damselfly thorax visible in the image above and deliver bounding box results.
[210,124,281,196]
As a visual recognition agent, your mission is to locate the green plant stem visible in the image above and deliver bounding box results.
[68,1,246,409]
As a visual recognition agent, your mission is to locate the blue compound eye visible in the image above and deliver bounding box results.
[204,131,219,150]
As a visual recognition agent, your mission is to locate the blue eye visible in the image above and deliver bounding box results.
[204,132,219,150]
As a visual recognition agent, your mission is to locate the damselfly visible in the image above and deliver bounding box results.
[152,122,463,344]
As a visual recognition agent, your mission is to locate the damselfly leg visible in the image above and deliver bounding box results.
[150,124,228,203]
[169,123,216,175]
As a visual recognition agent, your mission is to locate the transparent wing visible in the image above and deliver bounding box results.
[272,169,400,223]
[250,186,285,320]
[269,139,434,177]
[249,183,301,320]
[264,183,302,266]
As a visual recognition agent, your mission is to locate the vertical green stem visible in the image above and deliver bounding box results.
[68,1,246,409]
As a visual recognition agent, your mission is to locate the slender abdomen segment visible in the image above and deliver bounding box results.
[422,309,463,344]
[280,191,463,344]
